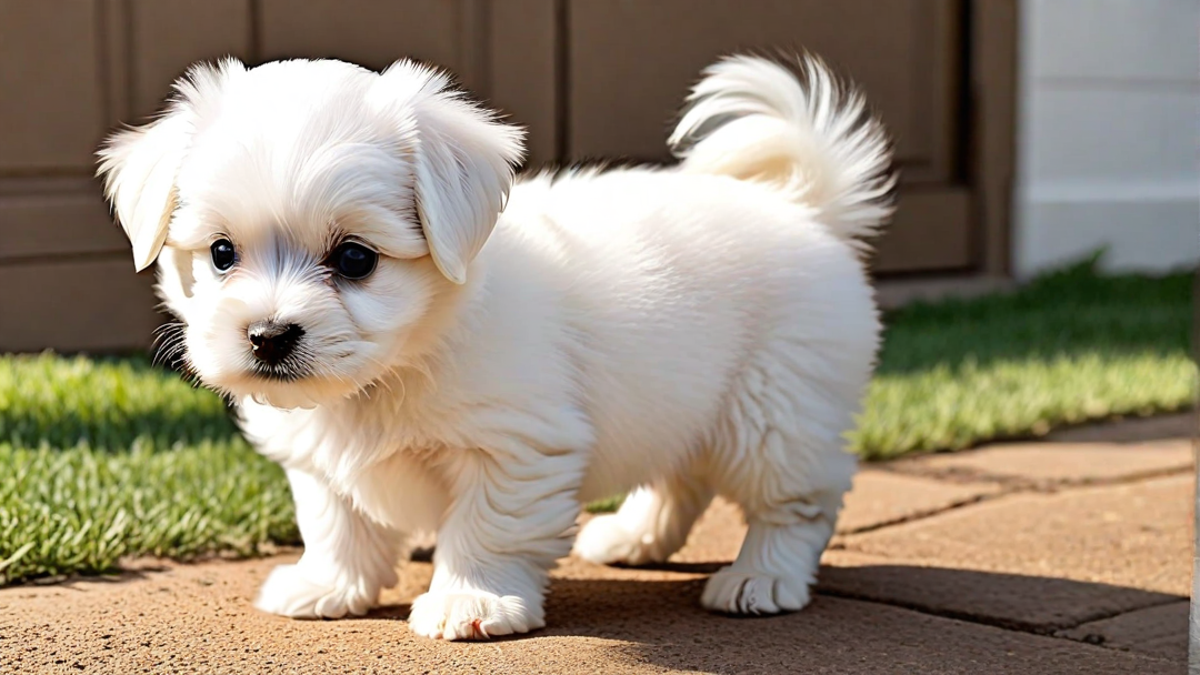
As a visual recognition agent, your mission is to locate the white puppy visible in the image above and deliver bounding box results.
[98,53,894,640]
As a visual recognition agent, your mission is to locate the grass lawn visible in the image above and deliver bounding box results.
[0,258,1194,585]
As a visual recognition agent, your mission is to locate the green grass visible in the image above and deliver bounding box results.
[0,358,296,585]
[0,257,1194,585]
[853,257,1196,459]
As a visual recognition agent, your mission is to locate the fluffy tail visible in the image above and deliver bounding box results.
[669,53,897,244]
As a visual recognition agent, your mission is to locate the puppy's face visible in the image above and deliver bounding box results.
[98,58,523,407]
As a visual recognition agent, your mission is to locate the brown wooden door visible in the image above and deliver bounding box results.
[564,0,973,273]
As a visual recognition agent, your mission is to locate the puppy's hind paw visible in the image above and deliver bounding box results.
[407,589,543,640]
[701,567,811,616]
[254,563,385,620]
[574,513,663,566]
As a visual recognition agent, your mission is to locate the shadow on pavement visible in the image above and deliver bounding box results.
[352,560,1184,673]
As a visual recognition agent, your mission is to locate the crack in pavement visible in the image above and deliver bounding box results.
[834,463,1195,540]
[834,492,1003,537]
[877,463,1194,493]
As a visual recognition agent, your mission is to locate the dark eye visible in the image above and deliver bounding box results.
[210,239,236,272]
[330,242,378,280]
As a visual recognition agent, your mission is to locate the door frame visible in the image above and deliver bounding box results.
[968,0,1018,278]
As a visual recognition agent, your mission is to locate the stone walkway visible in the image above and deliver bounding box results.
[0,414,1193,674]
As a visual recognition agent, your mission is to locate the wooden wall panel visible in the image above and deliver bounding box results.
[129,0,253,120]
[0,258,160,353]
[875,188,974,273]
[0,0,106,171]
[565,0,962,183]
[258,0,468,84]
[0,179,125,260]
[488,0,559,167]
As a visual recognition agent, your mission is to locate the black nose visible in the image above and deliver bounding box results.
[247,321,304,366]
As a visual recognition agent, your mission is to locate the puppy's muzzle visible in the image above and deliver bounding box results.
[248,320,305,367]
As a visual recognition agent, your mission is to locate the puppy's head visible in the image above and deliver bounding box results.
[98,58,524,407]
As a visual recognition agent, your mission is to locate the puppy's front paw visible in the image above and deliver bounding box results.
[701,566,812,615]
[407,589,543,640]
[254,563,386,619]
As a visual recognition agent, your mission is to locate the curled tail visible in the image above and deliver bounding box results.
[668,53,897,245]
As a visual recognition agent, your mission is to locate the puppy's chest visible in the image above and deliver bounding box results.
[245,396,446,472]
[308,413,444,477]
[339,446,451,534]
[272,410,452,532]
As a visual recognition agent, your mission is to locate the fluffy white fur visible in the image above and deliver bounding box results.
[97,53,895,640]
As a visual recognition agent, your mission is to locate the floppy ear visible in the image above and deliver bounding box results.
[96,115,192,271]
[378,62,525,284]
[96,58,244,272]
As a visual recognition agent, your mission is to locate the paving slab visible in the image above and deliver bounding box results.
[819,550,1182,634]
[838,475,1193,597]
[837,469,1002,533]
[1057,601,1189,662]
[892,412,1196,487]
[0,553,1179,675]
[895,438,1193,487]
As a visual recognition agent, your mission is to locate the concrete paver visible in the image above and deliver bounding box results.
[895,438,1193,486]
[838,475,1193,597]
[819,549,1182,633]
[0,553,1180,675]
[1058,601,1189,662]
[837,469,1002,533]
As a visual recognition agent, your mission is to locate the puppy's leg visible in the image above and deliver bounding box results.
[700,494,842,614]
[573,472,712,566]
[256,468,403,619]
[408,447,585,640]
[700,359,859,615]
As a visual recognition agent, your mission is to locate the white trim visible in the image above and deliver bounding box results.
[1014,0,1200,278]
[1023,181,1200,204]
[1016,198,1200,277]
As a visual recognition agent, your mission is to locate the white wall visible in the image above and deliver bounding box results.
[1014,0,1200,277]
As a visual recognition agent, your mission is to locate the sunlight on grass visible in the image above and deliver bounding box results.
[0,440,295,584]
[0,356,296,585]
[853,351,1194,460]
